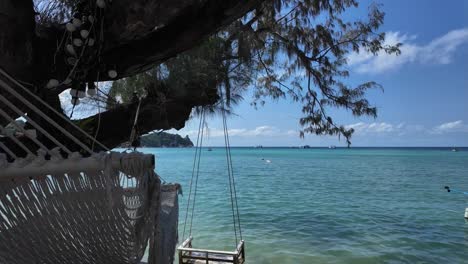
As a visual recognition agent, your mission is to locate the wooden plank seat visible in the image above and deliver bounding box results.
[178,237,245,264]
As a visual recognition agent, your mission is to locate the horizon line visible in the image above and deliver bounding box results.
[144,146,468,148]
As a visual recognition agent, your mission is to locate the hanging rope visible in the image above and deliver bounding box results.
[182,108,206,240]
[181,89,243,248]
[188,110,206,238]
[219,88,242,245]
[91,73,102,152]
[128,97,143,151]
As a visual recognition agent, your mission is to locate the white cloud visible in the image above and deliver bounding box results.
[174,121,467,144]
[348,28,468,73]
[345,122,425,136]
[420,29,468,64]
[346,122,396,135]
[431,120,468,134]
[346,120,468,136]
[184,125,295,138]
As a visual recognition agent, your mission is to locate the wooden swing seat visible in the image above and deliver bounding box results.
[178,237,245,264]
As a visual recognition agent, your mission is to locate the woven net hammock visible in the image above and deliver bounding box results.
[0,69,180,263]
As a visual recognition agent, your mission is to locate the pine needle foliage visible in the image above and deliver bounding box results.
[37,0,401,146]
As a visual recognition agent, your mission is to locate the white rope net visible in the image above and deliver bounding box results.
[0,152,172,264]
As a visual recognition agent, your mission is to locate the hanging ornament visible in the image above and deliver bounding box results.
[87,88,97,96]
[66,23,76,32]
[87,82,97,96]
[72,18,82,28]
[82,16,88,23]
[108,70,118,79]
[67,57,77,66]
[88,15,95,23]
[80,30,89,39]
[46,79,59,89]
[78,90,86,98]
[88,38,95,46]
[66,44,77,56]
[71,97,80,106]
[73,38,83,47]
[70,89,79,97]
[96,0,106,8]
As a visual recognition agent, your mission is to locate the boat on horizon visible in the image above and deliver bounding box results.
[329,145,336,149]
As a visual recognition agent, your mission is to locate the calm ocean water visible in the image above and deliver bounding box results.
[144,147,468,263]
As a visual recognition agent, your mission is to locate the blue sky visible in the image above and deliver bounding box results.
[170,0,468,147]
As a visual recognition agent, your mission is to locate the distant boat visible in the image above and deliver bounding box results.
[207,148,213,151]
[255,145,263,148]
[451,148,458,152]
[328,145,336,149]
[302,145,311,149]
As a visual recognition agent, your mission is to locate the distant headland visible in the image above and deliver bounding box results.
[120,132,193,148]
[141,132,193,147]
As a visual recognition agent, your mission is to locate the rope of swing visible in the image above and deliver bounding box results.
[181,94,243,247]
[182,108,206,240]
[188,110,205,237]
[219,92,242,246]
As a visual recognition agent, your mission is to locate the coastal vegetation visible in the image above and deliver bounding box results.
[140,132,193,148]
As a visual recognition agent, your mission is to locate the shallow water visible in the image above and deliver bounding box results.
[145,147,468,263]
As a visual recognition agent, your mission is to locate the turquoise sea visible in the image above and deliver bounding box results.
[146,147,468,263]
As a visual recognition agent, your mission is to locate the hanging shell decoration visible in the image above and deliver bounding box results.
[96,0,106,9]
[72,18,82,27]
[73,38,83,47]
[70,89,79,97]
[87,88,97,96]
[66,44,76,56]
[71,97,80,106]
[108,70,118,79]
[80,30,89,39]
[46,79,59,89]
[65,23,76,32]
[47,0,118,112]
